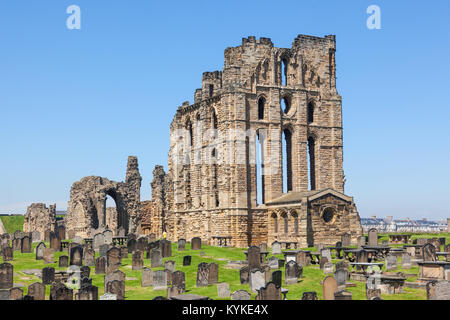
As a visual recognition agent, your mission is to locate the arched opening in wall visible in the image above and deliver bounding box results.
[307,102,314,124]
[105,194,117,231]
[271,213,278,234]
[282,128,293,193]
[186,119,193,148]
[258,97,265,120]
[281,96,290,114]
[91,205,99,230]
[282,212,288,234]
[307,136,316,191]
[292,211,299,235]
[256,130,265,205]
[322,207,336,223]
[209,84,214,97]
[212,148,219,207]
[281,59,288,86]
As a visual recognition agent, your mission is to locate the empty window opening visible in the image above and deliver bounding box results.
[307,136,316,191]
[281,97,290,113]
[209,84,214,97]
[282,129,293,193]
[256,131,265,205]
[258,97,265,120]
[281,59,288,86]
[307,102,314,124]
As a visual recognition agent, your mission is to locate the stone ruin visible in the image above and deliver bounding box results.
[65,156,142,238]
[23,203,56,240]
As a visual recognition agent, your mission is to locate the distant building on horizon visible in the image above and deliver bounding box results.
[361,215,448,233]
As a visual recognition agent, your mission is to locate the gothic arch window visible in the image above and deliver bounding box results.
[282,128,293,193]
[292,211,299,234]
[272,213,278,233]
[308,136,316,190]
[281,59,288,86]
[258,97,265,120]
[281,96,291,114]
[281,212,288,234]
[307,101,314,124]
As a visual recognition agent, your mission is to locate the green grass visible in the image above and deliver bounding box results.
[0,215,24,234]
[5,233,448,300]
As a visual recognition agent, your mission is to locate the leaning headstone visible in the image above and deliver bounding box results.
[28,282,45,300]
[247,246,261,269]
[191,237,202,250]
[141,268,153,287]
[21,236,32,253]
[36,242,46,260]
[172,271,186,291]
[42,267,55,285]
[196,263,209,287]
[153,270,168,291]
[132,250,144,270]
[177,239,186,251]
[217,282,230,298]
[183,255,191,266]
[250,269,265,293]
[401,253,411,269]
[368,228,378,246]
[385,254,397,271]
[0,263,13,289]
[231,290,251,300]
[285,261,302,285]
[95,256,106,274]
[302,292,318,300]
[240,266,249,284]
[268,256,279,269]
[422,243,437,262]
[84,248,95,266]
[322,276,338,300]
[271,241,281,255]
[59,255,69,268]
[150,248,163,268]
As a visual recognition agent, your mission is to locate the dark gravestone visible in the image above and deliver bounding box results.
[76,285,98,300]
[84,248,95,266]
[160,239,172,258]
[208,263,219,284]
[137,237,148,252]
[80,266,90,279]
[132,250,144,270]
[150,248,163,268]
[36,242,46,260]
[127,239,137,253]
[172,271,186,291]
[285,261,301,285]
[70,245,83,266]
[256,282,281,300]
[191,237,202,250]
[247,246,261,269]
[422,243,437,262]
[95,256,106,274]
[0,263,13,289]
[183,255,191,266]
[57,226,66,240]
[240,266,249,284]
[2,246,13,262]
[196,262,209,287]
[54,285,74,300]
[50,232,61,251]
[106,280,125,300]
[42,267,55,285]
[120,246,128,259]
[106,247,121,273]
[80,277,92,289]
[59,255,69,268]
[302,292,318,300]
[23,295,34,300]
[272,270,282,288]
[177,239,186,251]
[21,236,32,253]
[28,282,45,300]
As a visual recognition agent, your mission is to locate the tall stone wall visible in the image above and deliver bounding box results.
[23,203,56,240]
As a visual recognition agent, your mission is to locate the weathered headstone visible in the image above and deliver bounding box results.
[335,260,349,272]
[103,230,113,245]
[80,266,90,279]
[260,243,268,252]
[319,257,329,270]
[106,280,125,300]
[84,248,95,266]
[196,262,209,287]
[357,236,366,249]
[240,266,249,284]
[153,270,168,291]
[285,261,302,285]
[95,256,106,274]
[323,262,334,274]
[249,269,265,293]
[167,285,184,298]
[106,247,121,273]
[0,289,10,300]
[335,268,349,287]
[70,245,83,266]
[137,237,148,252]
[401,253,411,269]
[50,232,61,251]
[117,227,125,237]
[42,267,55,285]
[217,282,230,298]
[0,263,13,289]
[296,251,309,267]
[172,270,185,291]
[302,292,318,300]
[323,276,338,300]
[427,280,450,300]
[99,244,110,258]
[422,243,437,262]
[268,256,279,269]
[2,246,13,262]
[132,250,144,270]
[76,285,98,300]
[93,233,105,250]
[28,282,45,300]
[256,282,281,300]
[177,239,186,251]
[366,287,382,300]
[368,228,378,246]
[104,270,125,294]
[321,248,332,263]
[43,248,54,264]
[385,254,397,271]
[141,268,153,287]
[35,242,46,260]
[164,260,175,273]
[59,255,69,268]
[150,248,163,268]
[231,289,251,300]
[191,237,202,250]
[341,233,351,247]
[183,255,191,266]
[160,239,172,258]
[57,226,66,240]
[208,262,219,284]
[127,239,137,253]
[271,241,281,255]
[8,287,22,300]
[247,246,261,269]
[21,236,32,253]
[334,290,352,300]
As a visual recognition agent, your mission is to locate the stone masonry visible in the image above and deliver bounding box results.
[23,203,56,240]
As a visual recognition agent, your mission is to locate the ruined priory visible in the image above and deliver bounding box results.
[25,34,363,247]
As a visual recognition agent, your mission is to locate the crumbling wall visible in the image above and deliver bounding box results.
[23,203,56,240]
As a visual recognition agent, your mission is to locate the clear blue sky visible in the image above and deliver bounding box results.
[0,1,449,220]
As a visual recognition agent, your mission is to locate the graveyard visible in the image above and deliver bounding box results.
[1,229,449,300]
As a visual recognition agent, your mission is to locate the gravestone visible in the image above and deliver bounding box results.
[93,233,105,250]
[57,226,66,240]
[36,242,46,260]
[285,261,302,285]
[43,248,54,264]
[160,239,172,258]
[231,290,251,300]
[271,241,281,255]
[302,292,318,300]
[208,263,219,284]
[167,285,184,298]
[137,237,148,252]
[247,246,261,269]
[335,290,352,300]
[95,256,106,274]
[2,246,13,261]
[165,269,172,286]
[366,288,382,300]
[336,241,342,248]
[141,268,153,287]
[249,269,265,292]
[103,230,113,245]
[319,257,329,270]
[80,266,90,279]
[31,231,41,243]
[50,233,61,251]
[422,243,437,262]
[268,256,279,269]
[73,236,83,244]
[99,244,110,258]
[76,285,98,300]
[28,282,45,300]
[368,228,378,246]
[335,268,349,287]
[100,293,117,300]
[42,267,55,285]
[153,270,168,291]
[80,277,92,290]
[120,246,128,259]
[117,226,125,237]
[191,237,202,250]
[217,282,230,298]
[321,248,332,263]
[335,260,349,272]
[323,262,334,274]
[104,270,125,294]
[59,255,69,268]
[106,247,121,273]
[165,260,176,273]
[84,248,95,266]
[256,282,281,300]
[172,271,186,291]
[183,255,191,266]
[106,280,125,300]
[132,250,144,270]
[177,239,186,251]
[0,263,13,289]
[196,262,209,287]
[127,239,137,253]
[260,243,268,252]
[150,248,163,268]
[322,276,338,300]
[341,233,351,247]
[21,236,32,253]
[70,245,83,266]
[0,289,10,300]
[240,266,249,284]
[357,250,369,263]
[401,253,411,269]
[272,270,282,288]
[427,280,450,300]
[296,251,309,267]
[385,254,397,271]
[357,236,366,249]
[12,238,21,251]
